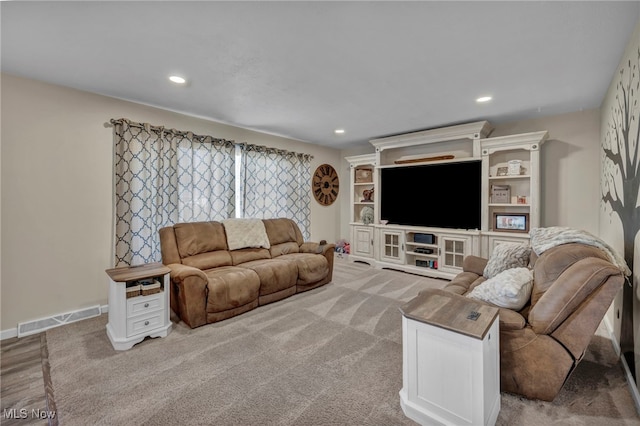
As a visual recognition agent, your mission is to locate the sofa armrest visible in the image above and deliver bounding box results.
[463,255,488,276]
[299,240,336,254]
[498,308,526,331]
[167,263,207,282]
[300,240,336,282]
[166,263,209,328]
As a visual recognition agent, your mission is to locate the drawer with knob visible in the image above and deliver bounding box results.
[126,292,164,317]
[126,311,164,337]
[105,263,172,350]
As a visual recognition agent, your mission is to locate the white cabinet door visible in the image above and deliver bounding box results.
[400,315,500,426]
[379,229,405,264]
[485,234,530,258]
[352,226,374,258]
[438,234,472,274]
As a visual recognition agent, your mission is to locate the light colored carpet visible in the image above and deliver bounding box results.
[46,260,640,425]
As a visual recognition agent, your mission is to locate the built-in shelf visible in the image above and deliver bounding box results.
[488,175,531,180]
[346,154,378,264]
[344,122,548,278]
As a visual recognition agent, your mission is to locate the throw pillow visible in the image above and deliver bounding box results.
[468,267,534,310]
[483,242,531,279]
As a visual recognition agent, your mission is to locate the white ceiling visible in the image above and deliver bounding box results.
[2,1,639,149]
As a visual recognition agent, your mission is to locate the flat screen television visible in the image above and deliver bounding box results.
[380,160,481,230]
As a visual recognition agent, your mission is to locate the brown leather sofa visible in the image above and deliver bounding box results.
[440,243,625,401]
[159,218,335,328]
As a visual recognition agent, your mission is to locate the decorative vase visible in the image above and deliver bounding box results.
[361,206,374,225]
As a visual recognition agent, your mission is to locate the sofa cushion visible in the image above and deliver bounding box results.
[174,221,228,258]
[182,250,233,270]
[279,253,329,286]
[529,257,620,335]
[270,242,300,258]
[229,248,271,266]
[483,242,531,279]
[263,218,304,246]
[204,266,260,313]
[468,267,533,310]
[531,243,609,306]
[238,258,298,296]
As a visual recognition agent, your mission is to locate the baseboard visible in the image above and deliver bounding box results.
[603,316,640,414]
[603,315,621,356]
[620,351,640,415]
[0,328,18,340]
[1,304,109,341]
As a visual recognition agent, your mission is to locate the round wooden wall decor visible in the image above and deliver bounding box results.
[312,164,339,206]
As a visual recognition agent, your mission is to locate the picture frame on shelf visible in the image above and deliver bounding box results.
[496,167,508,177]
[507,160,522,176]
[355,168,373,183]
[493,213,529,233]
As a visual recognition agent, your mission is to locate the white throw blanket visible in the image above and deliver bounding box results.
[222,218,271,251]
[530,227,630,276]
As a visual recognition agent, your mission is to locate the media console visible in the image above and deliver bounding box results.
[346,121,548,279]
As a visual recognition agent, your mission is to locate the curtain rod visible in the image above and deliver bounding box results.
[109,118,233,145]
[238,143,313,160]
[110,118,313,160]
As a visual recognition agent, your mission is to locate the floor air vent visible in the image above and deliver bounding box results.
[17,305,102,337]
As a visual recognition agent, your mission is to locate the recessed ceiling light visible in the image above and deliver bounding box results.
[169,75,186,84]
[476,96,492,103]
[334,129,345,134]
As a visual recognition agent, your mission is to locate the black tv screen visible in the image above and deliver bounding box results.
[380,160,481,230]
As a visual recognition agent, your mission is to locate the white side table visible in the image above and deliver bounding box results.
[105,263,172,351]
[399,289,500,426]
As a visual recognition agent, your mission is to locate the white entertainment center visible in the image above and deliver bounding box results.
[346,121,548,279]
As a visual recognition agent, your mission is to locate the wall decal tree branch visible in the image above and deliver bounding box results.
[602,46,639,380]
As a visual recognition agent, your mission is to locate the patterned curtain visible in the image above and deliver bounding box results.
[239,144,312,239]
[112,119,235,266]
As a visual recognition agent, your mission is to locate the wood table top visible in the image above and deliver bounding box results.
[399,288,498,340]
[105,262,171,282]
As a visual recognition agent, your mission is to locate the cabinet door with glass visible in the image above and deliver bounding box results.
[438,234,472,274]
[379,229,404,264]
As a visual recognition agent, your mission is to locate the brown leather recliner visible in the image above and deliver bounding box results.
[442,243,625,401]
[159,218,335,329]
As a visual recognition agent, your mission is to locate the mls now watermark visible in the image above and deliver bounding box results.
[3,408,56,419]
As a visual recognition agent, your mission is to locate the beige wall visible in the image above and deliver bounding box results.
[492,109,602,233]
[0,73,342,332]
[338,109,603,240]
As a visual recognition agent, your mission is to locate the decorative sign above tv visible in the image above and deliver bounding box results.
[380,160,482,230]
